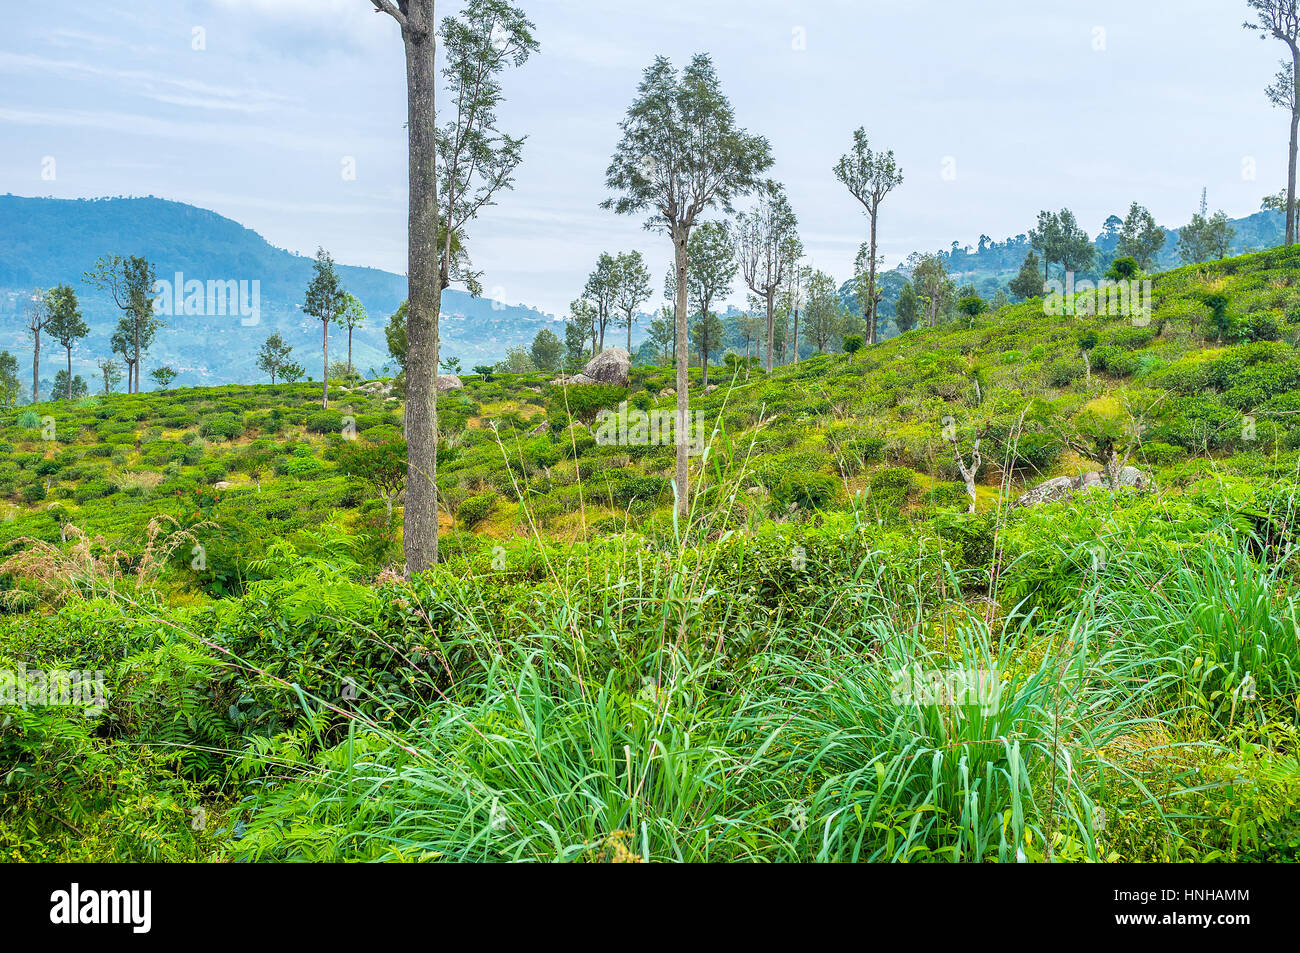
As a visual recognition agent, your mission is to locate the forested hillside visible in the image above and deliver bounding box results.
[4,246,1299,862]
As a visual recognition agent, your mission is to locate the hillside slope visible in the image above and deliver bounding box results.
[0,195,561,388]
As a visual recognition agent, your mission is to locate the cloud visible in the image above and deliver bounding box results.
[0,52,297,114]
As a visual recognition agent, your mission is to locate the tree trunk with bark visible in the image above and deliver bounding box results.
[764,289,776,373]
[321,319,329,409]
[400,0,443,575]
[673,226,690,520]
[1288,46,1299,245]
[867,202,880,346]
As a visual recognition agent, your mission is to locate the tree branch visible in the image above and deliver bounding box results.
[369,0,407,28]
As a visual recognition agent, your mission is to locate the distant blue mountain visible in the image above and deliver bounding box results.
[0,194,561,390]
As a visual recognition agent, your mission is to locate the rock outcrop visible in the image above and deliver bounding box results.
[436,374,464,392]
[1014,467,1151,507]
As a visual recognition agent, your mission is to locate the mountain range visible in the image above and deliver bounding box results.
[0,194,563,391]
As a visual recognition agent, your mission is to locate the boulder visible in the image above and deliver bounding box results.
[1014,468,1152,507]
[436,374,464,392]
[213,481,235,491]
[551,373,599,386]
[583,348,631,386]
[1013,476,1076,508]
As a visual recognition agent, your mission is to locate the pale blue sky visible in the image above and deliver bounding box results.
[0,0,1290,316]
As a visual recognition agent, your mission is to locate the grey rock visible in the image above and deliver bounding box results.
[583,347,631,386]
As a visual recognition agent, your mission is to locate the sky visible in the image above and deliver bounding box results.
[0,0,1292,318]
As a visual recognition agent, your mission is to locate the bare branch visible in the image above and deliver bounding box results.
[368,0,407,28]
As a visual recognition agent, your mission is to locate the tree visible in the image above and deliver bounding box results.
[1178,208,1237,263]
[23,289,47,403]
[803,270,846,354]
[957,294,988,326]
[1008,252,1044,301]
[84,255,159,393]
[385,302,409,373]
[529,327,564,373]
[337,293,368,376]
[564,303,593,370]
[612,251,652,354]
[943,426,985,514]
[1116,202,1166,270]
[150,366,178,390]
[602,53,772,519]
[0,351,19,408]
[690,312,724,387]
[53,370,88,401]
[1078,331,1099,384]
[304,248,346,409]
[1056,208,1096,276]
[1068,396,1155,490]
[280,361,306,384]
[643,313,671,366]
[687,221,738,382]
[1029,211,1064,281]
[911,253,953,327]
[339,438,408,532]
[97,358,123,395]
[778,263,809,364]
[435,0,537,295]
[834,127,904,346]
[367,0,536,575]
[736,181,799,373]
[257,332,296,384]
[44,285,88,401]
[109,328,137,392]
[1245,0,1300,245]
[583,254,619,353]
[895,280,921,333]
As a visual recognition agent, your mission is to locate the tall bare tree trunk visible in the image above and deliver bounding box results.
[322,321,329,409]
[402,0,442,575]
[1289,48,1299,246]
[785,304,795,364]
[764,290,776,372]
[32,330,39,403]
[348,327,354,376]
[65,348,72,400]
[867,203,880,346]
[673,227,690,520]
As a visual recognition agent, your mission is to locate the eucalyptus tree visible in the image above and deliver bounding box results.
[24,289,47,403]
[736,181,799,373]
[257,332,296,385]
[603,53,772,518]
[834,128,903,346]
[583,254,618,352]
[613,251,653,354]
[803,270,846,355]
[367,0,536,574]
[1246,0,1300,244]
[97,358,123,395]
[337,293,368,377]
[44,285,88,401]
[778,262,810,365]
[303,249,346,409]
[84,254,159,393]
[684,222,737,387]
[110,328,137,392]
[1116,202,1166,270]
